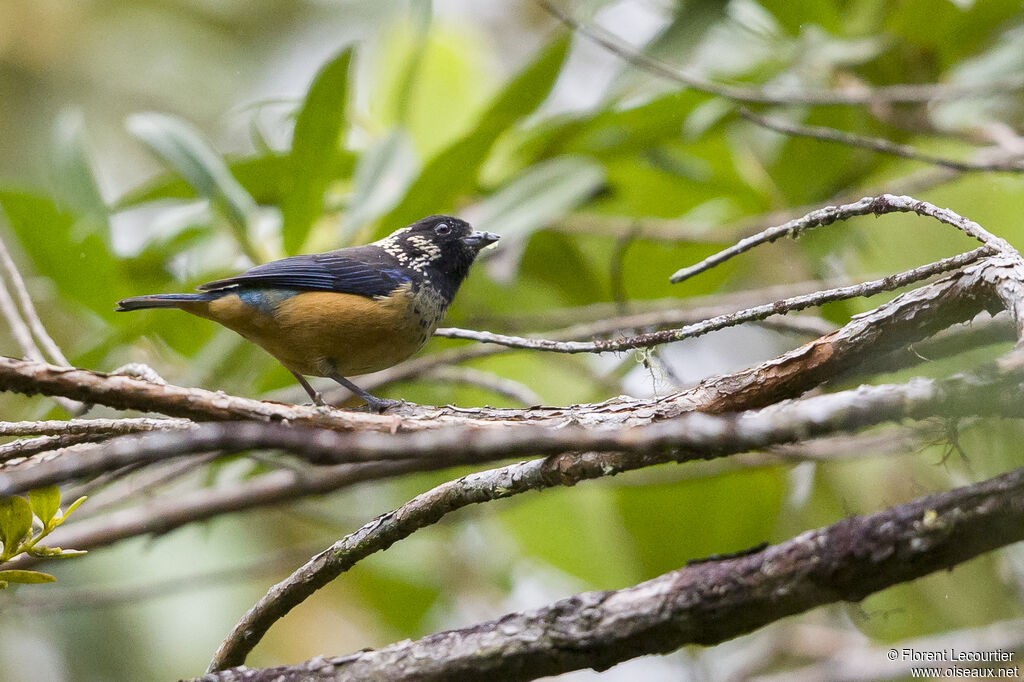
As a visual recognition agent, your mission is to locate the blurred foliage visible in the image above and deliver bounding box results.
[2,0,1024,679]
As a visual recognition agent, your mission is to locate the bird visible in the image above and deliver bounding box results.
[116,216,499,412]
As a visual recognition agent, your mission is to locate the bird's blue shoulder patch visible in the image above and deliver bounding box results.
[235,288,303,315]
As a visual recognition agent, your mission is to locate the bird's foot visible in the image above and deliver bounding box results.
[363,396,404,413]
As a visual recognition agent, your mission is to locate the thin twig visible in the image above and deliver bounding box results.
[0,234,70,366]
[0,433,113,465]
[739,108,1024,173]
[537,0,1024,106]
[0,269,43,362]
[437,247,987,353]
[670,194,1011,283]
[0,417,193,437]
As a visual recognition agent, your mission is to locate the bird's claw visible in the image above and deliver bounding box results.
[364,397,404,413]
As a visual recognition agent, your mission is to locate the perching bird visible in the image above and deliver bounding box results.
[116,216,499,412]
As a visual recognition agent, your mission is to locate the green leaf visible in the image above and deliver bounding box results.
[51,109,109,225]
[114,151,358,209]
[380,36,571,233]
[27,486,61,526]
[0,569,57,585]
[281,47,354,254]
[55,495,88,526]
[27,544,86,558]
[0,496,33,555]
[127,112,261,261]
[0,190,125,318]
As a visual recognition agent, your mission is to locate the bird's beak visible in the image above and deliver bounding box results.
[462,231,500,249]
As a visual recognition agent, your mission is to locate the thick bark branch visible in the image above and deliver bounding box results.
[199,462,1024,681]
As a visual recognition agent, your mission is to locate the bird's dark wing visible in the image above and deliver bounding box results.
[196,246,410,299]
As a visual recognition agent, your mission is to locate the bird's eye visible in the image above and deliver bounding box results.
[434,223,451,236]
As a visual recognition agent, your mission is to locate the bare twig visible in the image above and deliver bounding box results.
[0,417,192,437]
[670,194,1012,283]
[437,247,987,352]
[739,108,1024,173]
[537,0,1024,106]
[0,433,113,465]
[0,267,44,363]
[0,234,70,366]
[203,461,1024,680]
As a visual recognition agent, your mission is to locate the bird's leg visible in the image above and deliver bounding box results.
[289,371,325,406]
[327,373,401,413]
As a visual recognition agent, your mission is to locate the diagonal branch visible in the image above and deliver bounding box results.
[200,460,1024,681]
[670,194,1013,284]
[207,352,1024,671]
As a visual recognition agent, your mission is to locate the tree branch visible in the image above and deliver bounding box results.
[670,194,1012,284]
[5,351,1023,500]
[436,247,986,352]
[738,108,1024,173]
[200,461,1024,681]
[536,0,1024,106]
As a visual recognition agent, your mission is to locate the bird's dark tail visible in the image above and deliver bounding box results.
[115,292,218,312]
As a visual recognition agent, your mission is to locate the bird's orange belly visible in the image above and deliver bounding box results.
[197,286,438,377]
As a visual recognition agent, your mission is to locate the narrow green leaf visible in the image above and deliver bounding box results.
[0,496,33,555]
[0,569,57,585]
[0,190,125,318]
[27,486,61,526]
[127,112,261,261]
[51,109,109,224]
[114,151,358,209]
[380,36,571,233]
[476,156,605,240]
[54,495,88,526]
[281,48,354,254]
[39,548,87,558]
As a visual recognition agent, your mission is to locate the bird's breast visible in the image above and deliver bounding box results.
[203,283,446,376]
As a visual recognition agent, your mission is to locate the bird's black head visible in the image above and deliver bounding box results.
[377,215,499,301]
